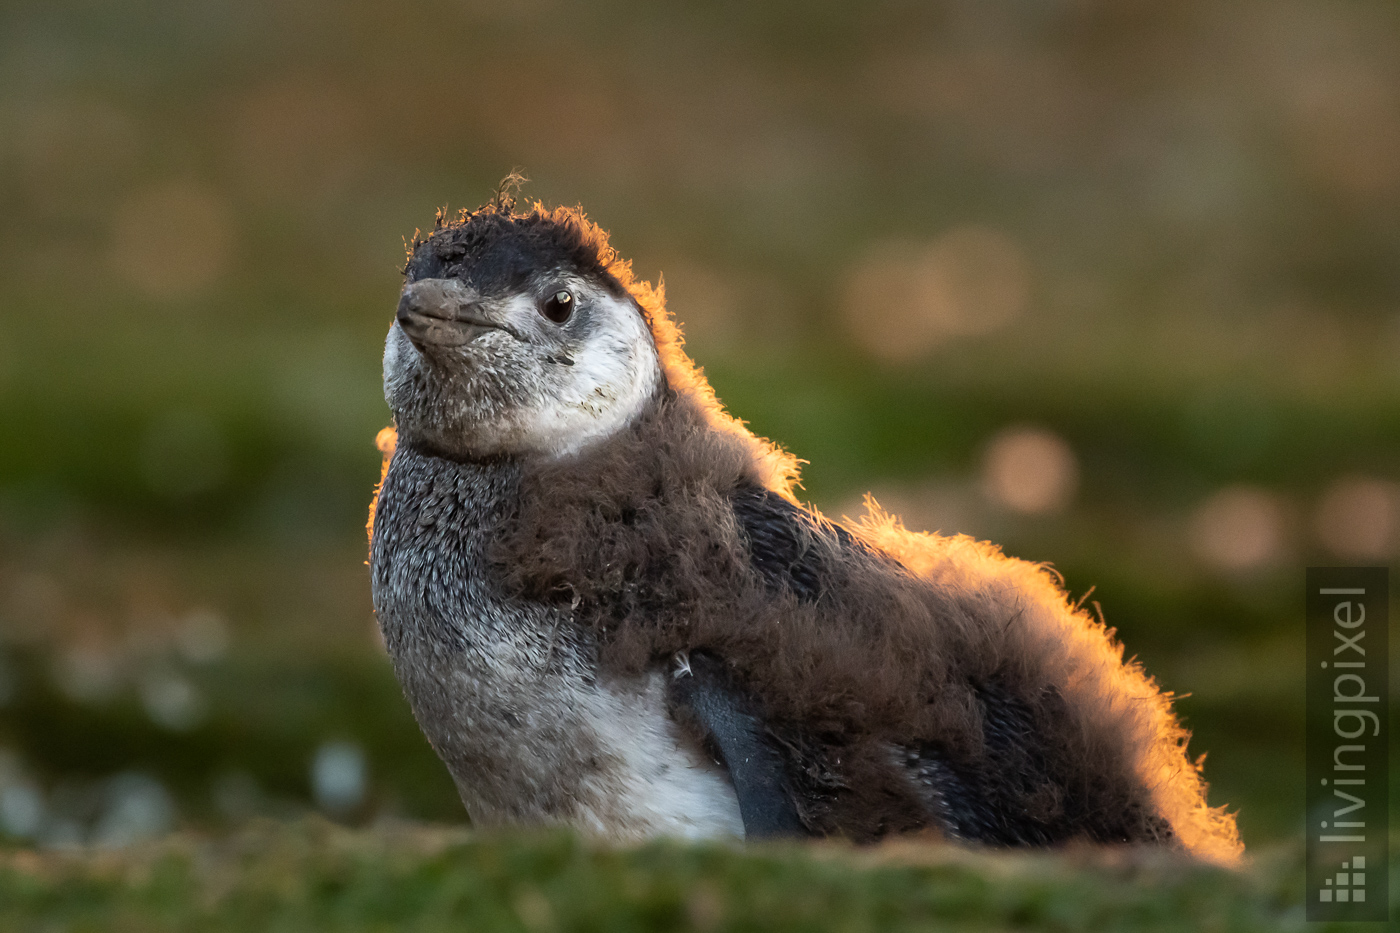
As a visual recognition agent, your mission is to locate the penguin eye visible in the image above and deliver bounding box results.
[540,289,574,324]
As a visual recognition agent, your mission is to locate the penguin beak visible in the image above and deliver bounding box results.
[396,278,505,349]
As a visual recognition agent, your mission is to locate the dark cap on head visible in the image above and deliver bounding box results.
[404,186,630,300]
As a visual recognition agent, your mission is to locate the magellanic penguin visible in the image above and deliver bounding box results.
[368,187,1243,864]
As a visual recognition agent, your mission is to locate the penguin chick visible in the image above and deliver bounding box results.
[369,192,1243,864]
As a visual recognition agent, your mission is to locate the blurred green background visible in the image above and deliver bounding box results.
[0,0,1397,859]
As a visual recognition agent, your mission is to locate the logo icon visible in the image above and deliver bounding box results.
[1319,856,1366,903]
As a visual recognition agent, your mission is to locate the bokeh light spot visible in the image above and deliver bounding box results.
[1314,475,1399,559]
[139,669,206,732]
[176,609,229,665]
[0,782,44,839]
[980,426,1079,515]
[91,773,175,848]
[0,751,44,840]
[312,741,367,814]
[1189,486,1287,572]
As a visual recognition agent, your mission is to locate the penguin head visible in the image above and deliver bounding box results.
[384,200,662,461]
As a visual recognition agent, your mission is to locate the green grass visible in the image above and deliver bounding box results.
[1,820,1372,933]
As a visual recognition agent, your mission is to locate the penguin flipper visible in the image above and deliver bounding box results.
[668,650,808,839]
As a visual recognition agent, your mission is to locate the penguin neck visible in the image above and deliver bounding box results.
[387,440,524,534]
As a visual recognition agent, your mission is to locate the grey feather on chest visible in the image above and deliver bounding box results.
[371,446,539,656]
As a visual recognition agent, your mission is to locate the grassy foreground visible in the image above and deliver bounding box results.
[0,820,1373,933]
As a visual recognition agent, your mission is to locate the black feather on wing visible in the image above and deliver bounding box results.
[729,483,864,602]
